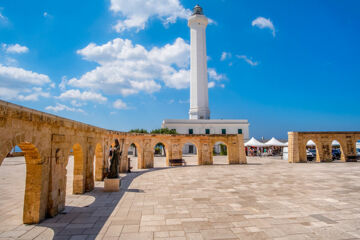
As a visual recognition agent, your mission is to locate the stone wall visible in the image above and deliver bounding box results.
[288,131,360,163]
[0,100,247,223]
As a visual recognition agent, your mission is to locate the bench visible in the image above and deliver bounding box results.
[346,155,358,162]
[169,159,186,166]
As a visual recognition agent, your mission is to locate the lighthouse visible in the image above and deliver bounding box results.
[188,5,210,120]
[162,5,250,143]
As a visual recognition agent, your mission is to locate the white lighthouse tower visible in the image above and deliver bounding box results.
[188,5,210,120]
[162,5,250,147]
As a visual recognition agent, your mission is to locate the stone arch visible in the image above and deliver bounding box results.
[211,140,229,164]
[303,139,321,162]
[66,143,85,194]
[152,141,170,167]
[0,139,48,224]
[125,141,142,170]
[180,140,200,165]
[94,143,104,181]
[331,139,345,161]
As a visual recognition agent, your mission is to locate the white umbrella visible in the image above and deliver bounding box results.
[245,137,266,147]
[332,140,340,146]
[306,140,316,146]
[265,137,287,147]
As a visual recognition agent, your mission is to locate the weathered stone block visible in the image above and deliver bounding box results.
[104,178,121,192]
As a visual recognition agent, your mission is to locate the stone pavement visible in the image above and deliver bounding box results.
[1,156,360,239]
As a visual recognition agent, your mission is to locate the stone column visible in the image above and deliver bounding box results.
[199,140,212,165]
[288,132,300,163]
[95,143,105,181]
[119,139,129,173]
[238,134,247,164]
[319,142,331,162]
[85,141,95,192]
[47,134,67,218]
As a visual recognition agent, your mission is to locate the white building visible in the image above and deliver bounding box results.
[162,5,250,154]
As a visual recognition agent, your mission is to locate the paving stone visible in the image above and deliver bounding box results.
[2,156,360,239]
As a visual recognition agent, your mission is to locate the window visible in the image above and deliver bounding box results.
[205,129,210,134]
[221,129,226,134]
[189,129,193,134]
[238,129,243,134]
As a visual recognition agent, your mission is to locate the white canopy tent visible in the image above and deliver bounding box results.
[306,140,316,146]
[265,137,287,147]
[332,140,340,146]
[245,137,266,147]
[357,142,360,149]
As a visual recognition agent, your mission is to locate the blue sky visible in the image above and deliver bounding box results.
[0,0,359,138]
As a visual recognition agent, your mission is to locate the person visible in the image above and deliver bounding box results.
[108,139,122,179]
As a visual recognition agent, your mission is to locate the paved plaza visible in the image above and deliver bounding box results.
[1,156,360,239]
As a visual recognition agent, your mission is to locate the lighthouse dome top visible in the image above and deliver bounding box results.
[192,4,204,15]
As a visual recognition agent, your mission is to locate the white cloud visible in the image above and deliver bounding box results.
[220,52,231,61]
[0,64,50,85]
[236,55,259,66]
[252,17,276,37]
[208,68,226,81]
[0,9,8,24]
[0,64,52,101]
[110,0,191,32]
[45,103,84,113]
[68,37,225,95]
[69,37,192,94]
[113,99,127,109]
[58,89,107,103]
[208,81,215,88]
[2,43,29,54]
[18,87,50,101]
[70,100,83,107]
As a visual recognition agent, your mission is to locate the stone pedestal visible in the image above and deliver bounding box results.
[104,178,120,192]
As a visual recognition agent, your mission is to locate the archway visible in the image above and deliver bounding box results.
[66,143,85,195]
[182,142,198,165]
[127,143,140,170]
[94,143,104,181]
[153,142,167,168]
[213,141,228,164]
[0,142,46,224]
[305,140,318,162]
[331,140,343,161]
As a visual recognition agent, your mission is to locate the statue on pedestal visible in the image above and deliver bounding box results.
[108,139,122,179]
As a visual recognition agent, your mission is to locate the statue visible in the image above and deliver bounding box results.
[108,139,123,178]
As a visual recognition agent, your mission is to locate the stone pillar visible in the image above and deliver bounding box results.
[288,132,300,163]
[199,140,212,165]
[47,134,67,218]
[119,140,129,173]
[165,144,171,166]
[18,143,49,224]
[95,143,105,181]
[85,143,95,192]
[170,140,182,160]
[344,135,357,162]
[72,143,85,194]
[228,136,239,164]
[238,134,247,164]
[143,139,154,169]
[319,142,331,162]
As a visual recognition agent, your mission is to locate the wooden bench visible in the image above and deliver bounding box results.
[169,159,186,166]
